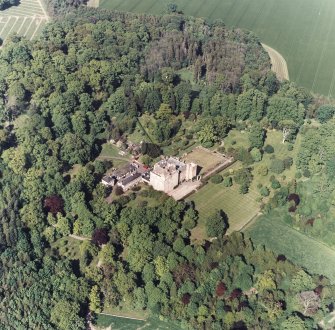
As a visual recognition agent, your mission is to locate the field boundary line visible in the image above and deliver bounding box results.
[36,0,49,21]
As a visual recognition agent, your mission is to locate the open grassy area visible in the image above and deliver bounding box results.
[0,0,48,42]
[95,314,181,330]
[183,147,225,174]
[97,143,131,169]
[245,211,335,283]
[50,237,81,260]
[189,162,260,242]
[100,0,335,96]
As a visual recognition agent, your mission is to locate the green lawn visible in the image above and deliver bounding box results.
[98,143,131,169]
[95,314,181,330]
[245,211,335,283]
[100,0,335,96]
[189,162,260,242]
[50,237,81,260]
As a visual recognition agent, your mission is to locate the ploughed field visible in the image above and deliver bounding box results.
[100,0,335,97]
[0,0,48,41]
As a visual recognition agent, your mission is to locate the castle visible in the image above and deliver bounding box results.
[149,157,197,193]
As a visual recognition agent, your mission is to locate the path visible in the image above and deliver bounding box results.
[69,234,91,241]
[262,43,289,81]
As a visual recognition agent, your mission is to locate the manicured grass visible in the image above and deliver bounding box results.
[245,211,335,283]
[189,162,260,242]
[183,147,225,174]
[100,0,335,96]
[95,314,181,330]
[0,0,48,42]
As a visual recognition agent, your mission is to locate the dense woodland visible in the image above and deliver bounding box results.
[0,7,334,329]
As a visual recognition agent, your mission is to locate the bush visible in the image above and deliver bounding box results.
[202,141,214,148]
[271,180,281,189]
[117,195,130,206]
[239,182,249,194]
[257,183,263,189]
[283,157,293,169]
[211,174,223,184]
[270,159,285,174]
[295,171,302,179]
[257,164,268,176]
[316,104,335,123]
[223,177,233,187]
[250,148,262,162]
[260,186,270,197]
[264,144,274,153]
[287,144,294,151]
[303,169,311,178]
[114,186,124,196]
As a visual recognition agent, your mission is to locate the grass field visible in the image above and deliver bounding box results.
[245,211,335,283]
[189,162,260,241]
[0,0,48,42]
[100,0,335,96]
[97,143,131,169]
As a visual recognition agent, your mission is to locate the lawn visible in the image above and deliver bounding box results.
[100,0,335,96]
[97,143,131,169]
[50,236,81,260]
[0,0,48,42]
[189,162,260,242]
[183,147,225,174]
[95,314,181,330]
[245,211,335,283]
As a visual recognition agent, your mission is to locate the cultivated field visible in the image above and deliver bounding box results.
[100,0,335,96]
[245,211,335,283]
[0,0,48,42]
[189,162,260,242]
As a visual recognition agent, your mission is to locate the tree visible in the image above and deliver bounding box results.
[270,159,285,174]
[92,228,109,246]
[198,123,217,145]
[166,3,177,13]
[297,291,321,315]
[316,104,335,123]
[44,195,64,215]
[89,285,102,313]
[211,174,223,184]
[249,124,265,148]
[50,300,85,330]
[205,210,229,237]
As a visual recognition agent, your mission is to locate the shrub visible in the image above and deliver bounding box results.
[264,144,274,153]
[114,186,124,196]
[287,144,294,151]
[257,183,263,189]
[288,193,300,206]
[250,148,262,162]
[223,177,233,187]
[239,182,249,194]
[202,141,214,148]
[303,169,311,178]
[283,157,293,169]
[270,159,285,174]
[257,164,268,176]
[316,104,335,123]
[260,186,270,197]
[271,180,281,189]
[211,174,223,184]
[295,171,302,179]
[117,195,131,206]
